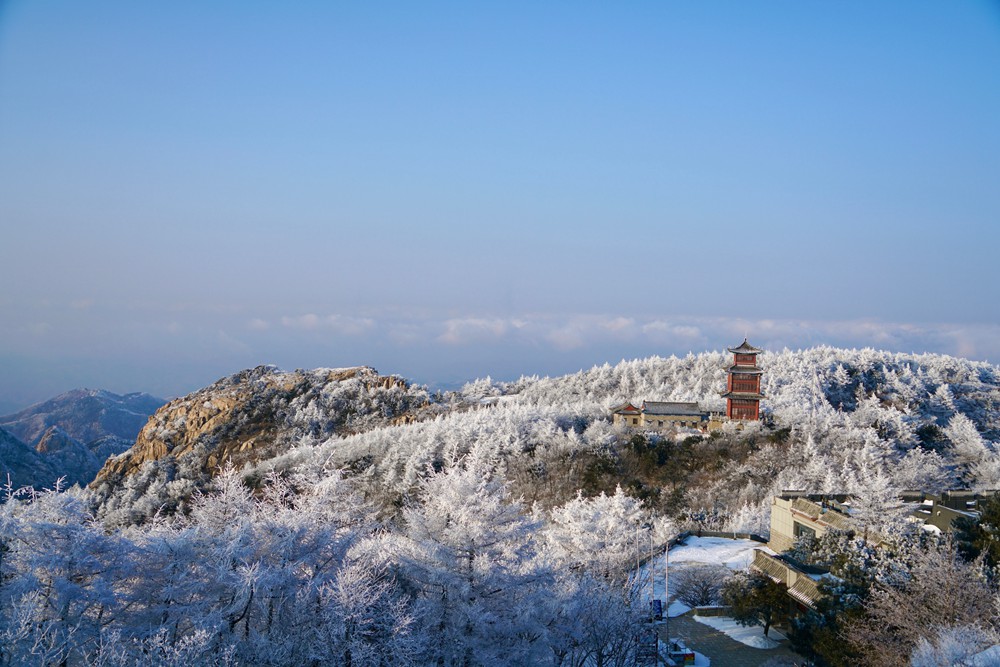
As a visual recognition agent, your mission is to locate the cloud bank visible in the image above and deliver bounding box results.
[250,311,1000,363]
[3,304,999,411]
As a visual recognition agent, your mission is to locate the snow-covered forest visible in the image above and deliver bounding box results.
[2,346,1000,665]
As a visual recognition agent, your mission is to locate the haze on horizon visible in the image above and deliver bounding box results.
[1,1,999,412]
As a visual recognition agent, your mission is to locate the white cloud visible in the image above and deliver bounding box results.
[254,309,1000,364]
[280,313,375,336]
[439,317,511,345]
[282,314,321,329]
[543,315,640,350]
[26,322,51,336]
[323,315,376,336]
[641,320,703,342]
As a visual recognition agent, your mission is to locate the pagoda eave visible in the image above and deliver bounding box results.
[720,391,766,400]
[724,364,764,374]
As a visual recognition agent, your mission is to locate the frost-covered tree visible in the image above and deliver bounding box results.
[542,486,647,577]
[846,539,994,667]
[671,564,729,607]
[394,448,548,666]
[0,488,137,666]
[721,570,789,638]
[910,625,1000,667]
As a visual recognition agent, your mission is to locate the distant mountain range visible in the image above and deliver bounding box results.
[0,389,165,490]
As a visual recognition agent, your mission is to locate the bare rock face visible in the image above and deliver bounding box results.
[90,365,429,512]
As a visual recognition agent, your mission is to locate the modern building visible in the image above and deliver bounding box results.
[767,490,993,553]
[753,490,997,610]
[750,550,827,609]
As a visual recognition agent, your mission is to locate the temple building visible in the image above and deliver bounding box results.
[610,401,724,433]
[721,338,765,420]
[611,338,765,431]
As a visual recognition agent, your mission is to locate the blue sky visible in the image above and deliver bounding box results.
[1,1,999,410]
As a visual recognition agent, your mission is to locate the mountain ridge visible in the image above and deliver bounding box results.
[0,388,165,446]
[88,346,1000,530]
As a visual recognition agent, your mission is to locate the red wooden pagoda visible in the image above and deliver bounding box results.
[721,339,764,420]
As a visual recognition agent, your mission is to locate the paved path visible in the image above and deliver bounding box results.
[659,611,806,667]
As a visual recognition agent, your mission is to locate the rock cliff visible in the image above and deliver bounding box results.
[90,365,431,521]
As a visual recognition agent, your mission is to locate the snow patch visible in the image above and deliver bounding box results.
[670,536,773,570]
[693,615,785,649]
[667,600,691,618]
[640,537,771,610]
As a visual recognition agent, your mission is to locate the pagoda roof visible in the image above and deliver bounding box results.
[720,390,766,399]
[728,338,763,354]
[611,402,641,415]
[725,364,763,374]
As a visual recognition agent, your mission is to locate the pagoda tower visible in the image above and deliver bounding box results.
[721,339,764,420]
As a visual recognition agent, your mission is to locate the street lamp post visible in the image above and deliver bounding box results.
[664,542,670,653]
[647,523,654,624]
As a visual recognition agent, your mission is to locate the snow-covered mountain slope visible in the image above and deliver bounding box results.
[6,347,1000,666]
[90,347,1000,531]
[35,426,102,488]
[90,365,440,523]
[0,426,55,490]
[249,347,999,530]
[0,388,164,447]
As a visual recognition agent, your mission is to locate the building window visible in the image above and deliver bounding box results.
[793,522,816,540]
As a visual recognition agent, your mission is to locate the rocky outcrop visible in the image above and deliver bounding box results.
[90,365,430,501]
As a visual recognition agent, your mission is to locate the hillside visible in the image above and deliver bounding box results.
[35,426,102,488]
[5,346,1000,666]
[0,426,55,490]
[90,347,1000,533]
[0,388,164,489]
[90,365,440,524]
[0,388,165,446]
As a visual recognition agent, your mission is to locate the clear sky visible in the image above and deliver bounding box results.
[1,1,999,411]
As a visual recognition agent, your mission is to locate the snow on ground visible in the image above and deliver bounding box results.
[667,600,691,618]
[693,615,785,649]
[640,536,773,607]
[670,536,774,569]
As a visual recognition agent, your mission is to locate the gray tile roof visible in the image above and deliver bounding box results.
[727,339,763,354]
[641,401,704,416]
